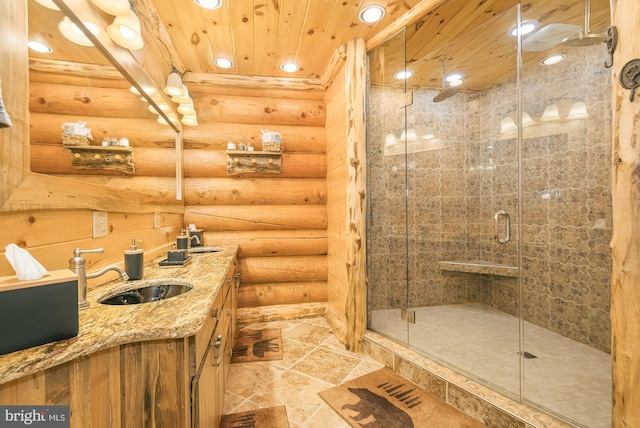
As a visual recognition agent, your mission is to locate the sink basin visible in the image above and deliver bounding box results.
[100,279,193,305]
[188,246,223,253]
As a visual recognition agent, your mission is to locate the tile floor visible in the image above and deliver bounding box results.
[370,303,612,428]
[223,317,387,427]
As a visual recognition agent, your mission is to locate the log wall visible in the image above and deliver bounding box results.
[183,83,329,322]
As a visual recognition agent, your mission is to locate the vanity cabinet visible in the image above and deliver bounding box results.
[0,252,239,428]
[192,260,238,428]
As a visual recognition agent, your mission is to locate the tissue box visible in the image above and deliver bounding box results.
[0,270,79,355]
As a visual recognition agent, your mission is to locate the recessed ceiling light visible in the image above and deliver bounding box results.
[280,62,300,73]
[28,40,53,54]
[508,20,539,37]
[394,70,413,80]
[194,0,222,10]
[359,5,386,23]
[445,72,464,83]
[214,58,234,69]
[448,78,464,87]
[541,54,565,66]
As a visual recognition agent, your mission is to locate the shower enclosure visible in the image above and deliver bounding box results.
[366,4,611,428]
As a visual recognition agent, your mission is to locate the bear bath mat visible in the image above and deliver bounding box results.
[230,328,283,363]
[319,367,485,428]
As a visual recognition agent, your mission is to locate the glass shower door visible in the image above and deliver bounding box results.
[366,29,410,346]
[404,7,521,398]
[520,2,612,425]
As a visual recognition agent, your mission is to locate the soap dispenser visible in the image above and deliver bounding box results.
[124,239,143,280]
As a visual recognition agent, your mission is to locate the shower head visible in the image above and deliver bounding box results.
[433,87,459,103]
[563,29,606,46]
[563,0,606,47]
[432,57,458,103]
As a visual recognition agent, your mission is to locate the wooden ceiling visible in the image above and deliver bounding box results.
[28,0,611,91]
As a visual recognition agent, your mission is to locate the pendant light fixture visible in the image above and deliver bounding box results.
[59,17,101,47]
[89,0,131,16]
[164,69,184,96]
[107,9,144,50]
[171,85,192,104]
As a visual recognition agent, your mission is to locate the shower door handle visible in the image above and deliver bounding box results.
[494,210,511,244]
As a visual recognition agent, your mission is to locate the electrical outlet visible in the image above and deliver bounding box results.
[92,211,108,238]
[153,212,161,229]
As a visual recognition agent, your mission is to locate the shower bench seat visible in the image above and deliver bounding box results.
[438,260,518,277]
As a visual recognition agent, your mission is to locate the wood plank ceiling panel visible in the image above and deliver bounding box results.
[273,0,310,77]
[253,0,280,77]
[294,0,337,79]
[308,0,360,77]
[152,0,211,74]
[228,0,255,75]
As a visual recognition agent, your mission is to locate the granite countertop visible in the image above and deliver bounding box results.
[0,244,239,385]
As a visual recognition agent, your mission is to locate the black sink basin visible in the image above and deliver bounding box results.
[100,281,193,305]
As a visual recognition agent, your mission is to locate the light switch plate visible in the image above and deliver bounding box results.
[92,211,108,238]
[153,213,161,229]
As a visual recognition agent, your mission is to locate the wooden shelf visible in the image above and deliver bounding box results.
[64,145,135,174]
[226,149,281,175]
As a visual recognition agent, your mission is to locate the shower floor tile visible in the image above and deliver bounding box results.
[370,303,611,428]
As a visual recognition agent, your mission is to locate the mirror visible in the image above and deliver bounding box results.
[0,0,183,212]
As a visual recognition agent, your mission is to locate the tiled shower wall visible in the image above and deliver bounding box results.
[366,44,611,353]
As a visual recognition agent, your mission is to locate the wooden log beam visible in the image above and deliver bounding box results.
[237,282,328,308]
[31,145,327,178]
[30,113,177,148]
[29,82,153,119]
[320,45,347,89]
[201,230,327,257]
[183,122,326,153]
[184,151,326,178]
[52,176,179,200]
[187,80,325,101]
[30,145,177,177]
[612,0,640,426]
[185,206,327,231]
[237,303,326,324]
[29,58,124,82]
[237,256,328,284]
[184,178,326,205]
[3,173,182,214]
[186,72,324,92]
[194,93,326,127]
[344,39,367,352]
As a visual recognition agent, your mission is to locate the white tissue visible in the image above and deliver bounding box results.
[4,244,47,280]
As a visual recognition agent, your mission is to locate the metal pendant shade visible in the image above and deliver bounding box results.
[107,10,144,50]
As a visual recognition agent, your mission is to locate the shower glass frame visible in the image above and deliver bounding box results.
[365,3,612,427]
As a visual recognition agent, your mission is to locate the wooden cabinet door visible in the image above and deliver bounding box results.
[193,324,223,428]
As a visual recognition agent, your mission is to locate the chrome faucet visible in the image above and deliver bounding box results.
[69,248,129,310]
[188,230,201,246]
